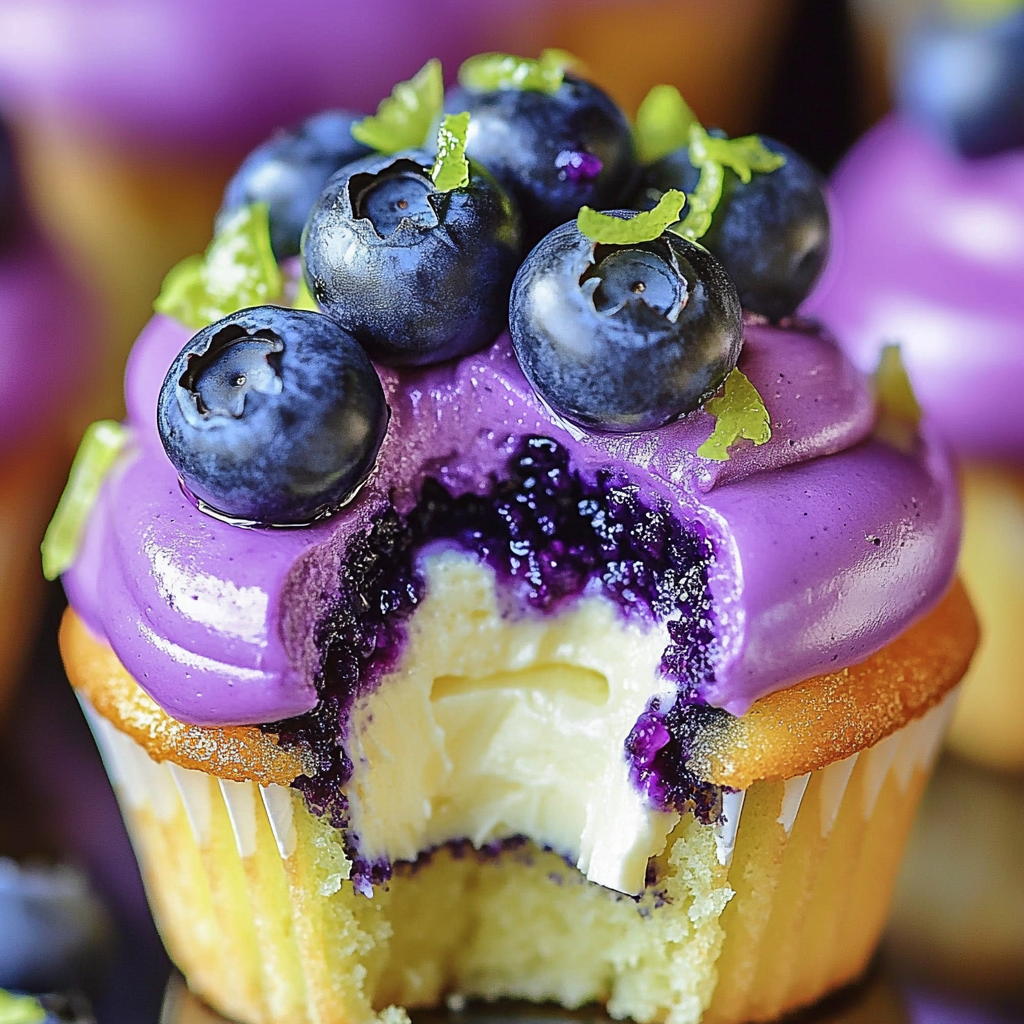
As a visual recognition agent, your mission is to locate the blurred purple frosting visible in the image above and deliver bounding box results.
[805,116,1024,462]
[0,0,545,151]
[63,313,961,727]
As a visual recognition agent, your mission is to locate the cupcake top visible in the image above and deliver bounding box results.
[0,116,91,453]
[53,58,961,849]
[804,5,1024,461]
[0,0,542,152]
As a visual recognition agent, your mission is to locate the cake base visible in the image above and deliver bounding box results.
[81,691,954,1024]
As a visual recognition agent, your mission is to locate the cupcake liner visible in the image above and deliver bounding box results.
[80,688,957,1024]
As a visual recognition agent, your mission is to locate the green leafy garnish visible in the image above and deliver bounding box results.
[698,368,772,461]
[431,112,471,191]
[873,344,922,451]
[154,204,282,331]
[674,124,786,241]
[42,420,130,580]
[0,990,45,1024]
[577,189,686,244]
[351,58,443,153]
[635,84,697,164]
[458,49,577,95]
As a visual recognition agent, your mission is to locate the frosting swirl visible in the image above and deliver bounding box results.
[63,311,961,725]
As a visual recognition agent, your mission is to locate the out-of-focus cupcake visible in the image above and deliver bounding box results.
[0,114,93,711]
[0,0,545,420]
[804,4,1024,773]
[544,0,798,131]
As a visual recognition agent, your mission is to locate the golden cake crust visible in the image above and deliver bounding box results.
[61,579,977,789]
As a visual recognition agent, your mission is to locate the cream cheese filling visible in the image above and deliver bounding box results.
[343,548,680,896]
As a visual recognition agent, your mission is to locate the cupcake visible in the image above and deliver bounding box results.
[52,56,975,1024]
[0,113,92,711]
[0,0,546,419]
[803,6,1024,773]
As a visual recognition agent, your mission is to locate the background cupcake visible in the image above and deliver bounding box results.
[804,2,1024,773]
[0,112,94,712]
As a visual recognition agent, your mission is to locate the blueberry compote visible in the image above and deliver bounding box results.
[266,436,727,888]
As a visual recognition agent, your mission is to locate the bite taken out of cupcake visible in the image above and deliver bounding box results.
[804,4,1024,773]
[48,55,976,1024]
[0,114,94,713]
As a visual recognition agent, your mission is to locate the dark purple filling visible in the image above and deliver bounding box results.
[266,436,729,874]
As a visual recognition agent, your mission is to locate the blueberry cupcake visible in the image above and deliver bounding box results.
[0,114,93,710]
[0,0,546,418]
[51,57,975,1024]
[804,6,1024,773]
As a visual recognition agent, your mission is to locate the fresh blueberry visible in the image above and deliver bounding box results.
[218,110,370,260]
[0,115,19,244]
[0,860,113,996]
[158,306,388,526]
[639,136,829,321]
[445,75,637,242]
[302,149,522,366]
[898,9,1024,158]
[510,215,742,432]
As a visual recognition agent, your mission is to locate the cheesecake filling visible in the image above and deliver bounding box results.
[344,549,680,896]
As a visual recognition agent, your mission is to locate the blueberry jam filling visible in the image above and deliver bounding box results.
[265,436,728,884]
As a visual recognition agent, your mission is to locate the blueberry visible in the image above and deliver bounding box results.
[0,115,19,244]
[218,110,370,260]
[445,75,637,242]
[302,150,522,366]
[158,306,388,526]
[0,860,113,996]
[898,9,1024,158]
[509,215,742,432]
[639,136,829,321]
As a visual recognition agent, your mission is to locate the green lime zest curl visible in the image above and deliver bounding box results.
[698,368,772,461]
[0,990,45,1024]
[635,84,697,164]
[351,58,444,153]
[431,112,471,192]
[873,344,922,451]
[672,124,786,242]
[458,49,578,95]
[577,189,686,244]
[154,203,282,331]
[41,420,130,581]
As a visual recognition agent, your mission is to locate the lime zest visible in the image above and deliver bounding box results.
[41,420,130,581]
[635,84,697,164]
[0,990,46,1024]
[154,203,283,331]
[698,368,772,461]
[874,343,922,426]
[873,344,922,451]
[431,112,471,192]
[351,58,444,154]
[458,49,578,95]
[577,189,686,244]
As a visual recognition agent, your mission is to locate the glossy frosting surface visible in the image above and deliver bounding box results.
[0,0,540,150]
[0,227,91,452]
[63,312,961,726]
[805,116,1024,461]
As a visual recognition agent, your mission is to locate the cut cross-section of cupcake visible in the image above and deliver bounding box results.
[57,275,976,1024]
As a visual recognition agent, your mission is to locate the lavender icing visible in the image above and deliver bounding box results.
[63,311,961,727]
[0,0,543,151]
[1,227,92,453]
[804,116,1024,462]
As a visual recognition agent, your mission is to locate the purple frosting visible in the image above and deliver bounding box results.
[0,0,544,151]
[0,227,92,453]
[804,116,1024,462]
[63,312,961,726]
